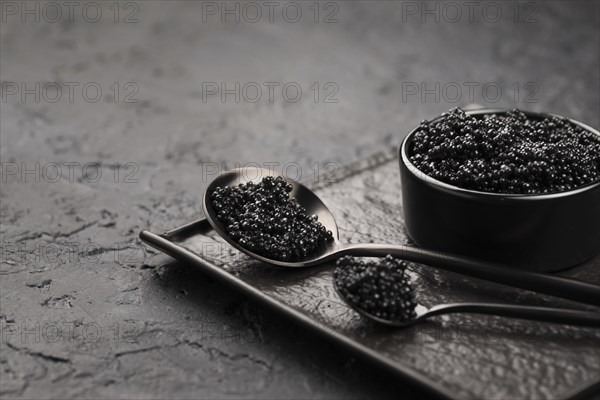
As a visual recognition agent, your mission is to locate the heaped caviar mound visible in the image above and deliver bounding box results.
[409,108,600,194]
[210,176,334,261]
[334,255,417,322]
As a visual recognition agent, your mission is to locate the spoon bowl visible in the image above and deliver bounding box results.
[203,167,341,267]
[202,167,600,305]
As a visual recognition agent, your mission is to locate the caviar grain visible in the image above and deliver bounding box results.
[334,255,417,322]
[211,176,333,261]
[409,108,600,194]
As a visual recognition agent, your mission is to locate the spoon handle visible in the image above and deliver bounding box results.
[340,243,600,305]
[426,303,600,327]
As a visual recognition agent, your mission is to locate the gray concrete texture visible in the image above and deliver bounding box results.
[1,1,599,398]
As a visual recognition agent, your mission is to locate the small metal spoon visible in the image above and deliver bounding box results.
[332,280,600,327]
[202,167,600,306]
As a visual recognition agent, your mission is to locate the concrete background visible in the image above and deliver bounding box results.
[1,1,599,398]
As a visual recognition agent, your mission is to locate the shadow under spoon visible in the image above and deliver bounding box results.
[202,167,600,306]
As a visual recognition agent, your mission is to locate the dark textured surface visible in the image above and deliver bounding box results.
[1,1,599,399]
[147,151,600,400]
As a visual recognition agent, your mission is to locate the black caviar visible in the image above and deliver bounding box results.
[210,176,333,261]
[334,255,417,322]
[409,108,600,194]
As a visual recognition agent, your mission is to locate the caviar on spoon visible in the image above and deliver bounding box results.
[202,167,600,306]
[210,176,333,262]
[333,256,600,328]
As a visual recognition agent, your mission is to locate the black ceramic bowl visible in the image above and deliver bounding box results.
[399,109,600,272]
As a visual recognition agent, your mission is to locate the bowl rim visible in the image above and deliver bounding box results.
[400,108,600,200]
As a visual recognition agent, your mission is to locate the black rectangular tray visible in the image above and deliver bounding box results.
[140,148,600,400]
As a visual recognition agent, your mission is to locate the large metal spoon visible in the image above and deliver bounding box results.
[332,280,600,327]
[202,167,600,306]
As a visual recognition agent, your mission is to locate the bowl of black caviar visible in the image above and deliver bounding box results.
[399,108,600,272]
